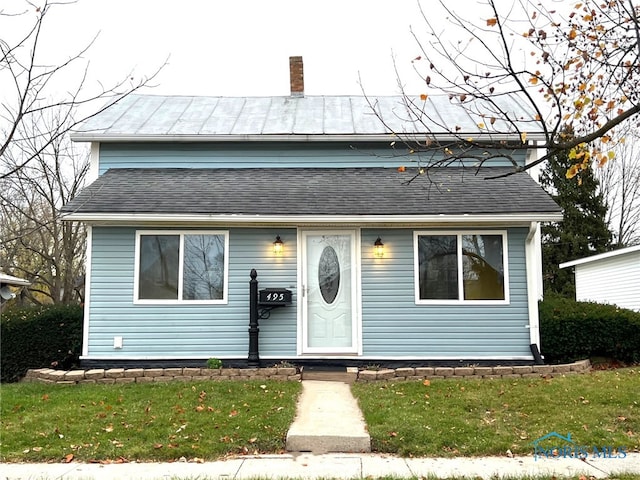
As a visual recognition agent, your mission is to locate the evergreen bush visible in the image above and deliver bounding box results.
[0,304,83,383]
[539,295,640,364]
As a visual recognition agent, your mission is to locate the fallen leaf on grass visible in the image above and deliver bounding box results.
[153,443,163,449]
[423,380,430,386]
[63,453,74,463]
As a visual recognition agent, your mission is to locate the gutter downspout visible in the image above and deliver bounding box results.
[525,221,544,364]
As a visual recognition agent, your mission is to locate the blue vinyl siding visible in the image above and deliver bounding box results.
[87,226,532,360]
[87,227,298,358]
[98,143,529,175]
[359,228,531,358]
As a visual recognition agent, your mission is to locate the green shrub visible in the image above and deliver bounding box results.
[539,295,640,364]
[206,357,222,369]
[0,304,83,383]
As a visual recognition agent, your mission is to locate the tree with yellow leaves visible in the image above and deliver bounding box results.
[377,0,640,181]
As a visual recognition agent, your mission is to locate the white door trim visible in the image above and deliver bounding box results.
[297,229,362,355]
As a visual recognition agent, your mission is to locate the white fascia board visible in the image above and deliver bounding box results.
[61,212,563,226]
[70,132,547,144]
[88,142,100,183]
[559,244,640,268]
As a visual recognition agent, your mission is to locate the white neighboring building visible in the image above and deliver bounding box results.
[559,245,640,312]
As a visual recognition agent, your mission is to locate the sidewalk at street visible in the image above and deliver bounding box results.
[2,452,639,480]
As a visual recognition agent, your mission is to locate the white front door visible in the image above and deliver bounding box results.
[301,230,359,354]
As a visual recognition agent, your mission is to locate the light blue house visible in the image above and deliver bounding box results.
[63,59,561,368]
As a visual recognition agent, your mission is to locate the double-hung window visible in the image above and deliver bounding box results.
[135,231,229,304]
[414,231,509,304]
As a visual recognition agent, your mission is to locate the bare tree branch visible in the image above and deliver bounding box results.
[366,0,640,182]
[1,0,165,179]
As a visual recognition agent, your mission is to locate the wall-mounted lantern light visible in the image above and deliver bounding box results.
[374,237,384,258]
[273,235,284,255]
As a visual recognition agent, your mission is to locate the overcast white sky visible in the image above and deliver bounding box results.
[2,0,498,99]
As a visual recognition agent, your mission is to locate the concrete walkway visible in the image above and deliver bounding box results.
[2,452,639,479]
[286,380,370,453]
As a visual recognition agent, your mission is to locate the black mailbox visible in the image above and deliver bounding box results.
[259,288,292,306]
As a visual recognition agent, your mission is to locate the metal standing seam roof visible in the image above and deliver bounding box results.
[71,94,542,142]
[61,167,562,221]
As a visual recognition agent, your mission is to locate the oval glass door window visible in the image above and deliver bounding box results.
[318,246,340,304]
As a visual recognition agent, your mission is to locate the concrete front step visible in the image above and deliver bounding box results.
[301,369,357,383]
[286,380,371,454]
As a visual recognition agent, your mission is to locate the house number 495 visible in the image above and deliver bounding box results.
[266,292,285,301]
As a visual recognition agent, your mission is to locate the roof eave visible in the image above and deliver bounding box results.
[69,132,548,144]
[61,212,563,226]
[0,274,31,286]
[560,244,640,268]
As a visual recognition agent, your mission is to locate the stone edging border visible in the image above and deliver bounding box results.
[23,367,301,385]
[23,360,591,385]
[356,359,591,381]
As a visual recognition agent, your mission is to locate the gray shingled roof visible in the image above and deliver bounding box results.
[61,167,560,219]
[71,94,541,142]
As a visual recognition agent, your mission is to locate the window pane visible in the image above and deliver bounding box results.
[183,234,225,300]
[462,234,504,300]
[139,235,179,299]
[418,235,458,300]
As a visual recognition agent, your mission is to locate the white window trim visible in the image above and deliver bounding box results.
[134,230,229,305]
[413,230,510,305]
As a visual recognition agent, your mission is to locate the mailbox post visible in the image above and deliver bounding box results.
[248,269,292,367]
[248,269,260,366]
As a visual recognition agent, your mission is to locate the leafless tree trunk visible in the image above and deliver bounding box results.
[1,111,88,304]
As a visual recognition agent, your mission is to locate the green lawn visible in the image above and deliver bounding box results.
[352,368,639,457]
[1,369,638,464]
[1,380,301,462]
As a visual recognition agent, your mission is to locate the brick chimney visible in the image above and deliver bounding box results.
[289,56,304,97]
